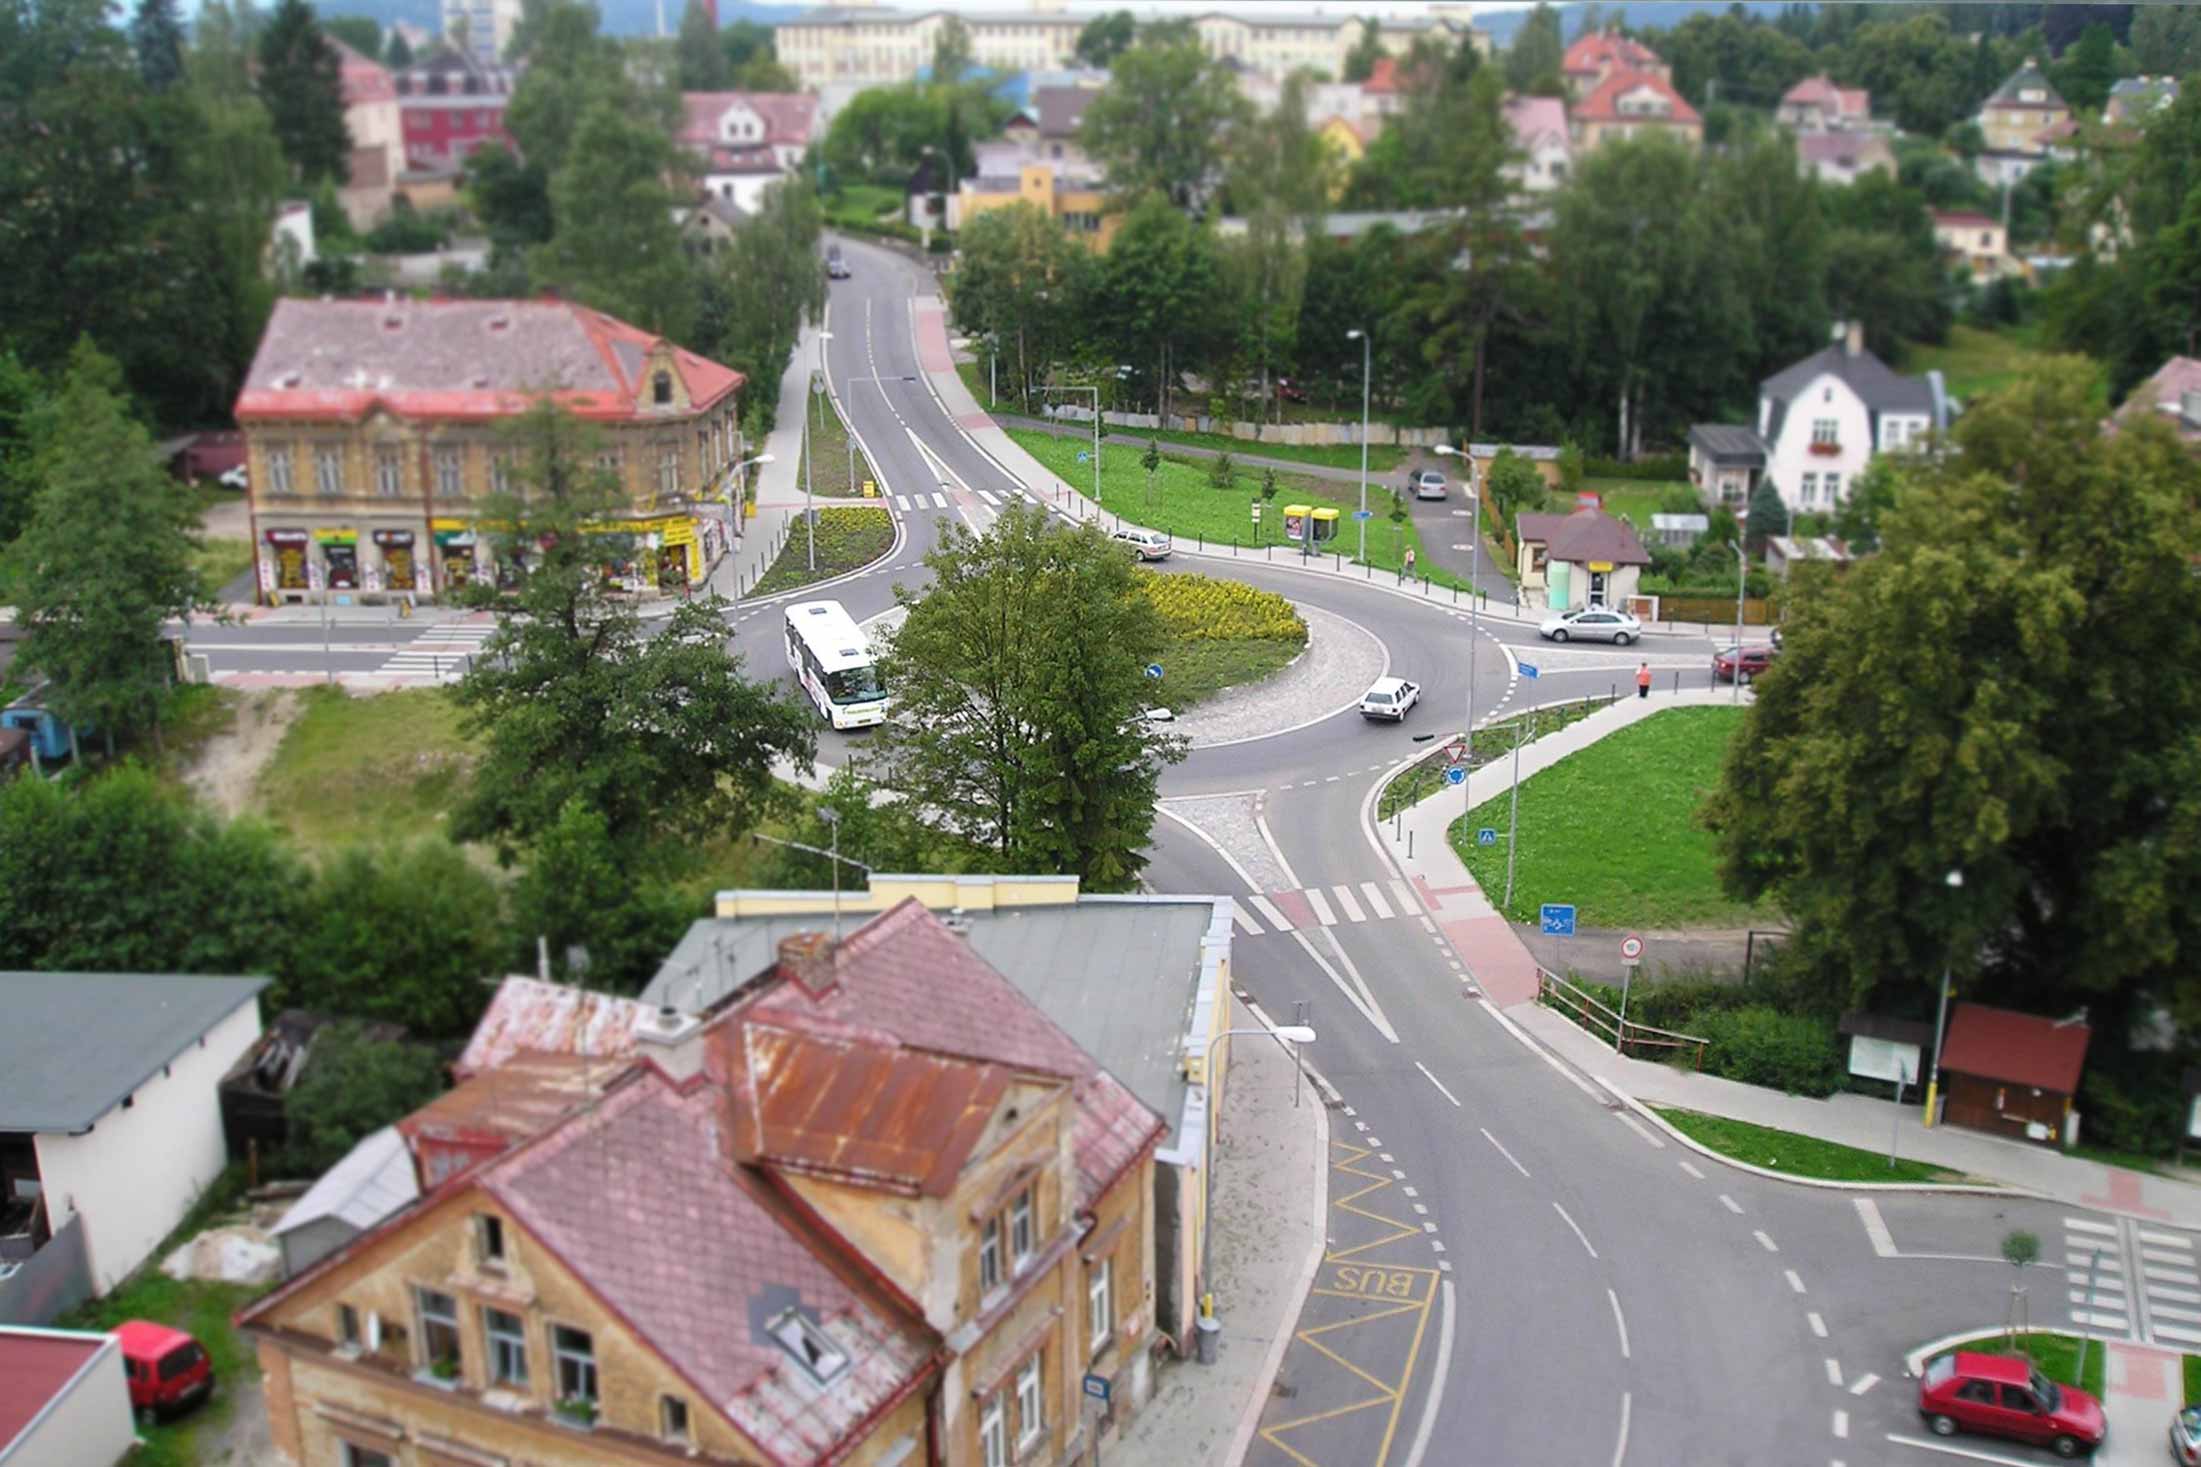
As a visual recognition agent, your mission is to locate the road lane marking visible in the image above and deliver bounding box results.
[1616,1114,1664,1149]
[1247,895,1292,931]
[1415,1061,1461,1108]
[1679,1161,1705,1180]
[1359,880,1395,919]
[2066,1217,2118,1235]
[1474,997,1604,1099]
[1786,1269,1806,1293]
[1389,878,1418,913]
[1809,1311,1828,1337]
[1832,1409,1847,1439]
[1231,906,1260,936]
[1611,1390,1629,1467]
[1754,1229,1779,1252]
[1856,1198,1898,1257]
[1608,1288,1630,1359]
[1400,1280,1457,1467]
[1331,884,1366,922]
[1885,1432,2049,1464]
[1849,1373,1879,1396]
[1825,1357,1842,1386]
[1553,1202,1598,1259]
[2142,1229,2193,1248]
[1481,1128,1530,1178]
[1720,1194,1744,1214]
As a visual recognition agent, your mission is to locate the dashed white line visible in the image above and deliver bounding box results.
[1678,1161,1705,1180]
[1608,1288,1630,1359]
[1553,1202,1598,1259]
[1720,1194,1744,1214]
[1785,1269,1806,1294]
[1481,1128,1530,1178]
[1808,1311,1828,1338]
[1415,1061,1462,1108]
[1824,1357,1842,1386]
[1754,1229,1779,1253]
[1832,1409,1848,1440]
[1848,1373,1879,1397]
[1611,1391,1630,1467]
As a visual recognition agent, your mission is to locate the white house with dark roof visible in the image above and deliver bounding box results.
[678,91,820,214]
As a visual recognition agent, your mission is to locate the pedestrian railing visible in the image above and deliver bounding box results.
[1537,968,1710,1070]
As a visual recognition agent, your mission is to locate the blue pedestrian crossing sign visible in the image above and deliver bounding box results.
[1444,765,1466,786]
[1539,903,1577,936]
[1518,662,1540,680]
[1476,827,1497,846]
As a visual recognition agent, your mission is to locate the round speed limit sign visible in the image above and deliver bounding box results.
[1619,933,1644,962]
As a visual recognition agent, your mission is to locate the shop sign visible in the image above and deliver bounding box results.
[373,529,418,591]
[263,529,310,590]
[1588,560,1615,572]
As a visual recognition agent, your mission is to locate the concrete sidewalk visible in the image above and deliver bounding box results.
[1108,995,1330,1467]
[704,324,814,603]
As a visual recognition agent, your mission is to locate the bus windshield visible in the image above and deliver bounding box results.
[827,664,884,704]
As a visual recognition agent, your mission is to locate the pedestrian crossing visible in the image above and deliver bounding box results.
[376,623,495,680]
[887,487,1026,512]
[2060,1215,2201,1346]
[1233,880,1417,936]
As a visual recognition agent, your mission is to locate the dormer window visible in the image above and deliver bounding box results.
[653,372,673,406]
[769,1308,848,1383]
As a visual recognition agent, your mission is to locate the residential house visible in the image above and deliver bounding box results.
[394,43,516,174]
[1777,74,1869,131]
[1795,129,1894,186]
[1764,535,1855,579]
[2105,75,2179,126]
[1692,323,1950,521]
[1931,209,2023,282]
[1316,114,1374,181]
[455,977,658,1077]
[234,298,746,604]
[2110,356,2201,450]
[650,872,1231,1357]
[678,91,820,215]
[1502,95,1571,193]
[331,39,402,230]
[1561,30,1669,99]
[1973,58,2069,184]
[241,898,1169,1467]
[950,87,1116,244]
[0,1326,135,1467]
[674,197,745,258]
[1512,508,1651,611]
[1571,69,1702,152]
[441,0,520,67]
[1686,423,1767,508]
[1237,74,1375,129]
[1363,55,1412,118]
[0,973,267,1313]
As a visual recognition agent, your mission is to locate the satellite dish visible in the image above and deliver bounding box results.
[364,1312,383,1352]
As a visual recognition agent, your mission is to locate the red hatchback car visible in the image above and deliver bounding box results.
[1918,1351,2104,1458]
[115,1320,214,1417]
[1712,644,1777,683]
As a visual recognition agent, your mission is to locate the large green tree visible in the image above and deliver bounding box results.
[1221,73,1330,422]
[1094,194,1227,422]
[693,175,824,436]
[872,506,1183,889]
[531,99,694,339]
[129,0,185,89]
[1075,10,1135,68]
[675,0,727,89]
[284,1023,447,1172]
[1704,361,2201,1036]
[450,401,815,861]
[2131,4,2201,75]
[947,200,1093,412]
[508,796,695,990]
[257,0,351,183]
[0,351,43,548]
[291,843,508,1035]
[9,342,209,750]
[1078,29,1247,207]
[462,140,555,259]
[1503,0,1564,92]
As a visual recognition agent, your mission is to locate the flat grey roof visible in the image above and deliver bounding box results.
[645,898,1220,1150]
[0,973,268,1133]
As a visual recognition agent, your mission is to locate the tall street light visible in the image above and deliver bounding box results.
[723,452,773,618]
[1347,328,1371,565]
[807,329,833,572]
[1923,868,1965,1127]
[1433,442,1478,808]
[1730,539,1747,705]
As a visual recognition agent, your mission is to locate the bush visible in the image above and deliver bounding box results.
[1136,570,1305,642]
[288,841,507,1037]
[285,1021,447,1173]
[2079,1054,2186,1157]
[1692,1005,1844,1096]
[363,209,454,254]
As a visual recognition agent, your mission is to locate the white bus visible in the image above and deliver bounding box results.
[784,599,888,730]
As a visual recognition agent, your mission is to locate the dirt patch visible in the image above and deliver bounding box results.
[183,690,305,819]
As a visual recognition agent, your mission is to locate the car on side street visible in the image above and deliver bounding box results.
[1110,526,1172,561]
[1359,676,1420,721]
[2173,1405,2201,1465]
[1917,1351,2103,1459]
[1408,470,1448,501]
[825,244,850,279]
[1712,644,1777,683]
[115,1320,214,1418]
[1538,607,1641,645]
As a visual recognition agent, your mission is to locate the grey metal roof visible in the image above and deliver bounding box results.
[645,898,1221,1151]
[1761,344,1936,440]
[1987,61,2066,111]
[272,1126,418,1238]
[0,973,269,1132]
[1689,423,1767,465]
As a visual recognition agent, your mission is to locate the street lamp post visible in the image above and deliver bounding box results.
[1433,443,1476,807]
[1923,868,1965,1127]
[723,451,774,614]
[1730,540,1746,705]
[1347,328,1371,565]
[807,330,833,572]
[1036,385,1099,508]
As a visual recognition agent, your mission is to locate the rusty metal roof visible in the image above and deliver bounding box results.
[401,1051,614,1148]
[454,977,655,1079]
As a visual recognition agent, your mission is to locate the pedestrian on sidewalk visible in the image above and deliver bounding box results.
[1636,661,1651,699]
[1404,547,1417,577]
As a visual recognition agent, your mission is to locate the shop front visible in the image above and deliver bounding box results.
[261,528,311,601]
[432,520,480,595]
[314,528,360,593]
[371,529,419,594]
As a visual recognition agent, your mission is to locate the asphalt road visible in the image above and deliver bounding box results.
[181,234,2195,1467]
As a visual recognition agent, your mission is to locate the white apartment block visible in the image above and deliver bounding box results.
[442,0,521,66]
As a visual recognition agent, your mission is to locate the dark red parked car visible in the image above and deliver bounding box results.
[1712,644,1777,683]
[1917,1351,2103,1458]
[115,1320,214,1417]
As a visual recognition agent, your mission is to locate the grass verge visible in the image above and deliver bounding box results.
[1576,478,1690,531]
[1006,427,1464,587]
[192,538,253,600]
[1935,1331,2108,1402]
[2186,1353,2201,1406]
[1153,636,1302,709]
[251,685,477,850]
[1377,695,1611,822]
[1907,324,2108,410]
[1654,1107,1962,1185]
[801,381,877,499]
[751,505,894,598]
[824,183,903,230]
[1451,704,1775,927]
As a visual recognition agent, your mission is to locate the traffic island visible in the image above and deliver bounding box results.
[748,506,895,599]
[1653,1108,1964,1185]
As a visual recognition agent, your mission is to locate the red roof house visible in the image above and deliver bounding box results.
[1563,30,1669,96]
[1572,68,1703,150]
[1936,1001,2091,1148]
[1778,73,1870,130]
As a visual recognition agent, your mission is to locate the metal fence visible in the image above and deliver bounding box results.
[1537,968,1710,1069]
[0,1213,94,1326]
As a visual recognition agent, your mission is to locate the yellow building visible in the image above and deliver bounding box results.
[954,163,1121,251]
[243,897,1177,1467]
[235,298,747,604]
[1317,114,1372,193]
[1978,59,2070,155]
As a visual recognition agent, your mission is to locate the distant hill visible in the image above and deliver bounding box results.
[1476,2,1806,47]
[306,0,802,44]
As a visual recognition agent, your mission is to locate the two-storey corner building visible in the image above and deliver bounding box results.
[1560,30,1669,100]
[241,898,1171,1467]
[1973,59,2071,187]
[233,298,746,605]
[1569,67,1702,152]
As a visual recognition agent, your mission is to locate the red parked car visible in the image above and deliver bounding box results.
[1712,644,1777,683]
[115,1320,214,1417]
[1917,1351,2103,1458]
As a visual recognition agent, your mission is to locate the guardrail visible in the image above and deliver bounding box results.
[1537,967,1710,1069]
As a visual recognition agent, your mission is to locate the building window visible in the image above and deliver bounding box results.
[1800,473,1817,505]
[337,1303,360,1348]
[1009,1188,1034,1267]
[315,445,344,496]
[1015,1354,1044,1449]
[1823,472,1841,501]
[653,371,673,405]
[980,1395,1008,1467]
[476,1213,505,1265]
[660,1395,691,1444]
[1088,1257,1113,1353]
[266,444,295,496]
[436,447,463,499]
[415,1288,461,1375]
[374,447,402,497]
[553,1324,598,1406]
[489,451,513,495]
[343,1446,394,1467]
[768,1308,849,1383]
[483,1307,528,1386]
[1811,418,1837,446]
[979,1216,1002,1294]
[658,445,680,498]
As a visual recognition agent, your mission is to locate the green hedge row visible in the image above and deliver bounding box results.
[1571,976,1844,1097]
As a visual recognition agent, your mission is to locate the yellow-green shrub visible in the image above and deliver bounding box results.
[1136,571,1306,643]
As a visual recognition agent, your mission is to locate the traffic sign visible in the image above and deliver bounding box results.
[1620,933,1644,962]
[1476,827,1497,846]
[1076,451,1091,463]
[1539,903,1577,937]
[1517,662,1540,680]
[1444,765,1466,786]
[1083,1373,1111,1404]
[1250,504,1263,520]
[1442,739,1468,764]
[1352,509,1375,521]
[1145,663,1164,679]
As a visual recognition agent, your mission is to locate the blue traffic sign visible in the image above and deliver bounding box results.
[1476,827,1497,846]
[1083,1373,1111,1404]
[1444,765,1466,786]
[1539,903,1577,936]
[1076,451,1091,463]
[1145,663,1164,679]
[1517,662,1540,680]
[1352,509,1375,521]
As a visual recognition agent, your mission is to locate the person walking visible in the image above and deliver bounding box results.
[1636,661,1652,699]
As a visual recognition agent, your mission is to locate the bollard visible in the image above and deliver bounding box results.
[1409,829,1415,859]
[1195,1313,1222,1365]
[1672,670,1680,695]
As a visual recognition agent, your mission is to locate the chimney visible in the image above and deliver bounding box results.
[1843,321,1864,358]
[636,1003,706,1082]
[777,932,837,998]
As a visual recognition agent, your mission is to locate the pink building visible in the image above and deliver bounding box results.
[394,43,516,171]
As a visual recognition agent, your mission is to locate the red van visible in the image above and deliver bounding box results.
[1917,1350,2103,1458]
[114,1320,214,1416]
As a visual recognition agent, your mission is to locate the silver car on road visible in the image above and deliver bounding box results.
[1538,607,1643,645]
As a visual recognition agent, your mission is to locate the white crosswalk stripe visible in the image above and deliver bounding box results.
[1390,878,1418,914]
[1331,884,1366,923]
[376,623,494,679]
[2138,1225,2200,1346]
[975,489,999,507]
[1233,885,1434,935]
[1231,904,1260,937]
[1305,888,1338,926]
[1360,881,1394,920]
[1246,895,1292,933]
[931,492,948,509]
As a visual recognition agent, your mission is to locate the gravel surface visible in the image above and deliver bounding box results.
[1170,603,1386,750]
[1158,792,1292,893]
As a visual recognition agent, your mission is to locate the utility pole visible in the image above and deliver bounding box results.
[1348,327,1371,564]
[1503,717,1526,908]
[807,330,833,573]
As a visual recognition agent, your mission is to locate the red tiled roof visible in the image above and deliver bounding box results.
[1574,68,1701,126]
[1564,30,1663,77]
[455,976,654,1079]
[1545,508,1651,566]
[482,1069,937,1466]
[0,1331,110,1449]
[677,91,819,152]
[1503,95,1569,149]
[329,37,396,107]
[1932,210,2000,230]
[234,298,744,425]
[1939,1002,2091,1094]
[1781,74,1868,118]
[1364,56,1404,94]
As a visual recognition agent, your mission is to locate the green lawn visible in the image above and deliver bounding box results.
[799,383,877,500]
[251,686,477,850]
[1908,324,2108,410]
[1099,422,1405,474]
[1452,704,1775,927]
[752,505,895,597]
[1576,478,1691,531]
[1006,428,1464,585]
[60,1273,268,1467]
[192,537,253,600]
[1937,1332,2108,1401]
[1378,696,1613,822]
[824,183,903,228]
[1153,635,1302,709]
[1654,1108,1961,1185]
[2186,1353,2201,1406]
